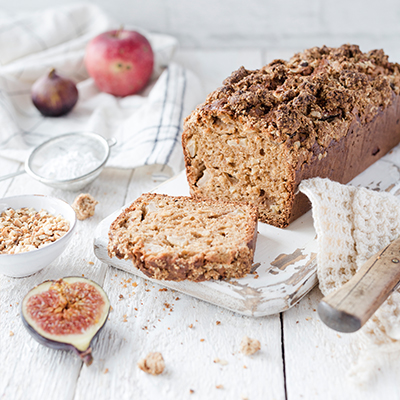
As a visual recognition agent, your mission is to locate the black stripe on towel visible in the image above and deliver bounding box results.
[144,67,171,165]
[162,68,187,168]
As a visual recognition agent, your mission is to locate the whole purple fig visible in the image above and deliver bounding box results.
[31,68,78,117]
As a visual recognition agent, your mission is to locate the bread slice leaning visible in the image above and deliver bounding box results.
[108,193,258,282]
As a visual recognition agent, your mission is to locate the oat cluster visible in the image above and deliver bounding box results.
[0,207,70,254]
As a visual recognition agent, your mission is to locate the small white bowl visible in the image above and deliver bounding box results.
[0,195,77,277]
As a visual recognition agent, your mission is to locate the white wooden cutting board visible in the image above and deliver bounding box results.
[94,144,400,316]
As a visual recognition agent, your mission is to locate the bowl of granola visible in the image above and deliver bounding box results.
[0,195,77,277]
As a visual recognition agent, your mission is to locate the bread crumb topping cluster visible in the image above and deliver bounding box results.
[195,44,400,151]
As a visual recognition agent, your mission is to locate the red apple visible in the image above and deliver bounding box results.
[84,29,154,97]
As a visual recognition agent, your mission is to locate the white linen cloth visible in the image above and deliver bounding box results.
[0,3,203,177]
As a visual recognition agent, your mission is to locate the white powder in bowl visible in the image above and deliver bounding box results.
[38,151,101,180]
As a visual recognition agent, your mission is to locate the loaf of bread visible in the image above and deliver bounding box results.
[107,193,258,281]
[182,44,400,228]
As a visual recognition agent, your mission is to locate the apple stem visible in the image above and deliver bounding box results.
[48,68,56,78]
[115,25,124,38]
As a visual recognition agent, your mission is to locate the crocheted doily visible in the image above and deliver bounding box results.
[299,177,400,347]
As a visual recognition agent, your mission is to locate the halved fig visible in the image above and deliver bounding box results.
[21,277,110,366]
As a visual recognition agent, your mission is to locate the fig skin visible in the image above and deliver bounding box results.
[31,69,79,117]
[21,317,95,365]
[21,277,110,366]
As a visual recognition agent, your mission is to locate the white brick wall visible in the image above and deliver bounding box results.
[2,0,400,60]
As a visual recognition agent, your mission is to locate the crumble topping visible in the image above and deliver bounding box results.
[190,44,400,150]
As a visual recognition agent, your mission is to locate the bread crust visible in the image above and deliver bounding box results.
[108,193,258,282]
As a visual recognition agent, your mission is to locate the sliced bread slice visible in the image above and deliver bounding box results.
[108,193,258,281]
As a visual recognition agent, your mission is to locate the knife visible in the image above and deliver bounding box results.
[318,236,400,333]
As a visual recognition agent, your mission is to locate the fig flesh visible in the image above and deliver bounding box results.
[31,69,78,117]
[21,277,110,366]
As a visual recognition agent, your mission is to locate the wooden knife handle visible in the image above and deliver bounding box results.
[318,237,400,333]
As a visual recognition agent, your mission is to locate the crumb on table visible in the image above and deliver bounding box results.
[71,193,98,220]
[137,352,165,375]
[240,336,261,355]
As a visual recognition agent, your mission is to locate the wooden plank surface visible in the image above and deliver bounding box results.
[1,48,400,400]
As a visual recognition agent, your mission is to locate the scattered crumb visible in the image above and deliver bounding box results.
[137,352,165,375]
[188,324,193,329]
[159,288,168,292]
[190,389,194,394]
[104,368,109,374]
[119,294,124,300]
[71,193,98,220]
[82,274,85,277]
[240,336,261,355]
[110,306,113,311]
[88,261,94,265]
[175,297,180,301]
[9,331,14,337]
[214,358,228,366]
[200,339,205,342]
[216,385,224,389]
[243,365,247,369]
[132,282,138,287]
[216,321,221,325]
[337,334,341,338]
[306,317,312,321]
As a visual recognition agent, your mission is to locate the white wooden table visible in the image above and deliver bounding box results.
[2,48,400,400]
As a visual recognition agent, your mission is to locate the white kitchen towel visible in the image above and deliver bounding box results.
[299,177,400,357]
[0,3,203,176]
[299,177,400,382]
